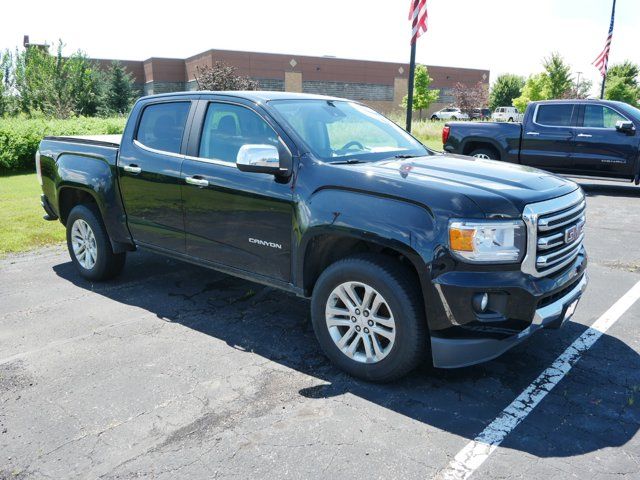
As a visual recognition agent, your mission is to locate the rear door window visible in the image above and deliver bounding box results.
[535,104,575,127]
[583,104,628,129]
[136,102,191,154]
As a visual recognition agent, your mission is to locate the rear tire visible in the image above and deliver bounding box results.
[66,204,126,281]
[431,115,438,121]
[311,254,427,382]
[469,147,497,160]
[508,117,514,122]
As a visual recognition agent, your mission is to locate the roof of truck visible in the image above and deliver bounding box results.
[139,90,346,103]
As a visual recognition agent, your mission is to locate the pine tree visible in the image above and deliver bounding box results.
[106,61,134,114]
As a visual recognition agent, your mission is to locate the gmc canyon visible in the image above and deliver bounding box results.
[443,99,640,184]
[37,91,588,382]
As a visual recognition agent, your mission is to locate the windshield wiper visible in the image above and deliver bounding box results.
[328,159,368,165]
[394,154,419,159]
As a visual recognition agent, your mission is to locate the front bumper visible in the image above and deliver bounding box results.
[431,272,587,368]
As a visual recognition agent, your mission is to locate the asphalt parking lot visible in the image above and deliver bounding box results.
[1,178,639,479]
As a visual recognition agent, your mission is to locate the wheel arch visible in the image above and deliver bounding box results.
[460,138,504,160]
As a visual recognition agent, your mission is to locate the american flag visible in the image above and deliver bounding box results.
[593,0,617,76]
[409,0,428,45]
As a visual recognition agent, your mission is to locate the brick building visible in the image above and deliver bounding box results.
[93,48,489,115]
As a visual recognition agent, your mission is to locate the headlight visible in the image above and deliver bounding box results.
[449,220,525,263]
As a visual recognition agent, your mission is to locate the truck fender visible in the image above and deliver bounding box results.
[295,189,445,330]
[55,153,133,252]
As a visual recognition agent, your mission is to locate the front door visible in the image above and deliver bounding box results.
[519,103,577,172]
[571,103,639,179]
[181,100,294,281]
[118,100,193,252]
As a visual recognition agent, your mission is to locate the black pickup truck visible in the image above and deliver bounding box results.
[443,99,640,184]
[37,91,588,381]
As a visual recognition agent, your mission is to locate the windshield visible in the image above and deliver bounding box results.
[269,100,429,162]
[615,101,640,120]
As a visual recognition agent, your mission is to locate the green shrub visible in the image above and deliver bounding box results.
[0,116,126,173]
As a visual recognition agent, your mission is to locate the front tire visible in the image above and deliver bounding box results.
[66,204,126,281]
[311,254,427,382]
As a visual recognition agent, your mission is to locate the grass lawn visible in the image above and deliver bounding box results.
[0,173,65,257]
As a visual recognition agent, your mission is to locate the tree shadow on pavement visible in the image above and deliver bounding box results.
[53,250,640,459]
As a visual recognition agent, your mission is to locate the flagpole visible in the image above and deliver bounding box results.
[600,0,617,99]
[405,41,417,132]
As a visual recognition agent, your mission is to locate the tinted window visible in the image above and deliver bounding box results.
[199,103,279,163]
[136,102,190,154]
[583,105,628,129]
[535,104,574,126]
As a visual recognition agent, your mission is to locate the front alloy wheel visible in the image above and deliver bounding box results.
[325,281,396,364]
[311,254,427,382]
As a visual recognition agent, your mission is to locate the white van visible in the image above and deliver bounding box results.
[491,107,522,122]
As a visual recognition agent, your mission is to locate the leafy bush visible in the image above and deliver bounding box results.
[0,116,126,173]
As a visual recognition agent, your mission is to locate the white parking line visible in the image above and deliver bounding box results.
[436,280,640,480]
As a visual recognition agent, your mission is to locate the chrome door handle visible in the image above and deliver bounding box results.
[123,164,142,174]
[576,133,592,138]
[185,176,209,187]
[525,131,540,136]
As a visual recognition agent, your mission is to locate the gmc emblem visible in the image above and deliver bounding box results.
[565,221,584,244]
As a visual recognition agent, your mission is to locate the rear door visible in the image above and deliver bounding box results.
[118,99,195,252]
[571,103,639,179]
[519,103,577,172]
[180,99,294,281]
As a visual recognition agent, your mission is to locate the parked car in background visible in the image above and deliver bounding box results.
[443,99,640,184]
[492,106,522,122]
[37,91,588,381]
[470,108,492,121]
[431,107,469,121]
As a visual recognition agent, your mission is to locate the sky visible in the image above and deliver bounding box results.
[2,0,638,95]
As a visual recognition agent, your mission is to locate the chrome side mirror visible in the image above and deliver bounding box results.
[236,144,282,175]
[615,120,635,134]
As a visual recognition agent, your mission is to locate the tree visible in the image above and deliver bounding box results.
[567,78,593,99]
[513,73,549,113]
[489,74,524,110]
[604,61,640,106]
[452,81,488,117]
[12,40,105,117]
[195,61,259,91]
[0,50,10,116]
[542,52,572,99]
[401,64,440,120]
[104,61,135,114]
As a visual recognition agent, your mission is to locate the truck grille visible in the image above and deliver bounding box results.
[522,189,586,278]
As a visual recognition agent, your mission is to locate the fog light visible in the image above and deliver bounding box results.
[473,293,489,313]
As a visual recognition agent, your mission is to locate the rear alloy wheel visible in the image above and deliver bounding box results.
[311,254,427,382]
[70,219,98,270]
[66,204,126,281]
[469,148,496,160]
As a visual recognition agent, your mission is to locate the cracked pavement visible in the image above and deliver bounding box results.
[1,178,639,479]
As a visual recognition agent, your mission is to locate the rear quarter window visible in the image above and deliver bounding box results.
[136,102,191,154]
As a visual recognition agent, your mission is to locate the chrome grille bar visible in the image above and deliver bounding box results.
[522,189,586,278]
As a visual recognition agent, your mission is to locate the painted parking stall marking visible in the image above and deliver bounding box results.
[436,280,640,480]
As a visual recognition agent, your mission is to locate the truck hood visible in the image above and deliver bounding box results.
[359,153,578,217]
